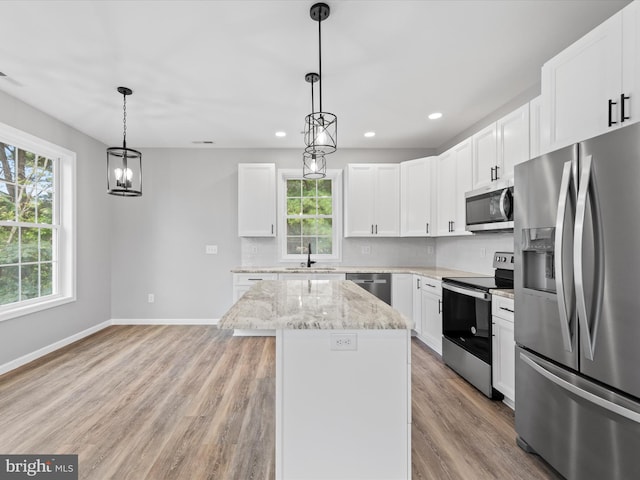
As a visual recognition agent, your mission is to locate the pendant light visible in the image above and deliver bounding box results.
[107,86,142,197]
[304,2,337,156]
[303,72,327,179]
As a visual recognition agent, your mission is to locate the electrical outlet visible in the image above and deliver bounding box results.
[361,245,371,255]
[251,245,259,254]
[480,247,487,258]
[206,245,218,254]
[330,333,357,351]
[148,293,155,303]
[427,245,434,254]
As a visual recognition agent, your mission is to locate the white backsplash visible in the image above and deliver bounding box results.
[435,233,515,275]
[241,237,436,267]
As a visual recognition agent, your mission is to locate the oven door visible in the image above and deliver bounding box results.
[442,283,492,363]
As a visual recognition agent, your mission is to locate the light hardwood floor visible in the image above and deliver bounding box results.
[0,326,560,479]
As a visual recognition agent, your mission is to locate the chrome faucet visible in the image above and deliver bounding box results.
[307,242,316,268]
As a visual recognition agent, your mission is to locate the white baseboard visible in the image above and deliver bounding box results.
[0,318,220,377]
[111,318,219,325]
[0,320,111,376]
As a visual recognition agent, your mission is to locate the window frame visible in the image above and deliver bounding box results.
[0,122,76,322]
[277,169,342,263]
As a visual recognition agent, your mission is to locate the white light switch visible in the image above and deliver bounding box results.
[361,245,371,255]
[206,245,218,254]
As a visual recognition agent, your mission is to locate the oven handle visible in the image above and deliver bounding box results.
[442,283,491,301]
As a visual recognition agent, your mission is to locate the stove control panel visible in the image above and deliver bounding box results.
[493,252,514,270]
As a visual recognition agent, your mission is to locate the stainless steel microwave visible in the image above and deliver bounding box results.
[465,182,514,232]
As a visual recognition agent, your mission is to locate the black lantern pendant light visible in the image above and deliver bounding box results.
[107,87,142,197]
[304,2,337,156]
[303,72,327,179]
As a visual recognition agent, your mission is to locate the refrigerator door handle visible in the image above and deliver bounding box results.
[574,154,605,361]
[520,352,640,425]
[555,161,574,352]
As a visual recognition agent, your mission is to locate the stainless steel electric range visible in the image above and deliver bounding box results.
[441,252,514,399]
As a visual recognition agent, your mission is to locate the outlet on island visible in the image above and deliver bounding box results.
[330,333,357,351]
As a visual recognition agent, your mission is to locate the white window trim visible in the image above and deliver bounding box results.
[277,169,342,263]
[0,122,76,322]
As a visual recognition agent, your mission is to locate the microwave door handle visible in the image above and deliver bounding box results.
[499,188,508,220]
[574,155,605,361]
[555,161,575,353]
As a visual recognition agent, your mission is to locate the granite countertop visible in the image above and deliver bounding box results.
[490,289,514,300]
[218,280,413,330]
[231,266,483,280]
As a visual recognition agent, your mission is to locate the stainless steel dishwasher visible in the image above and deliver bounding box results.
[345,273,392,305]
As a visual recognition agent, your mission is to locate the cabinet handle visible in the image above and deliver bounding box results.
[426,222,429,234]
[248,278,262,281]
[438,299,442,314]
[416,278,421,290]
[608,99,618,127]
[271,224,274,234]
[371,224,374,234]
[621,93,631,123]
[499,306,515,313]
[494,165,500,180]
[490,166,495,181]
[375,224,378,234]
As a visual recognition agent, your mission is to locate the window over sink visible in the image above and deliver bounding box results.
[278,169,342,262]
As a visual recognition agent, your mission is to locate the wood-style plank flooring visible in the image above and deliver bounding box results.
[0,326,560,479]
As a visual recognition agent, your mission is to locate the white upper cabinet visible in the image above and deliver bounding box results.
[471,103,530,189]
[497,103,530,177]
[344,164,400,237]
[541,1,640,152]
[529,95,544,160]
[400,157,435,237]
[238,163,276,237]
[436,139,472,236]
[471,123,497,189]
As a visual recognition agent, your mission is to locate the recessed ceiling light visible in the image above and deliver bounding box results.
[275,131,286,137]
[364,131,376,138]
[428,112,443,120]
[192,140,215,145]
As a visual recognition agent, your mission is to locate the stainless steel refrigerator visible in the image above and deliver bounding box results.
[514,122,640,480]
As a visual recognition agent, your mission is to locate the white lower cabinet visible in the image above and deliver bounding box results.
[232,273,279,336]
[413,275,442,354]
[391,274,414,324]
[277,273,346,281]
[492,295,515,409]
[419,278,442,355]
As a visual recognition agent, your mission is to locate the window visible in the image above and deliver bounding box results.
[0,122,75,321]
[278,169,342,262]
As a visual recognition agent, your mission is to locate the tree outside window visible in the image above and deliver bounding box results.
[286,178,333,255]
[0,142,56,306]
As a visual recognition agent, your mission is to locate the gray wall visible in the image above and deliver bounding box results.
[0,90,111,366]
[110,147,433,320]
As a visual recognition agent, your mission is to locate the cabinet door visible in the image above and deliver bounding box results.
[436,150,455,235]
[472,123,497,189]
[498,103,530,179]
[529,96,543,158]
[238,163,276,237]
[622,0,640,128]
[374,164,400,236]
[453,139,472,234]
[542,11,622,151]
[400,157,434,236]
[345,165,376,237]
[421,289,442,355]
[391,273,414,324]
[492,316,515,406]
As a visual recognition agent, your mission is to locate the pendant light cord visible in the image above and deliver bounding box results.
[318,17,323,113]
[122,92,127,149]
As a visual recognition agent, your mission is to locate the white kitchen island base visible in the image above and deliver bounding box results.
[276,329,411,480]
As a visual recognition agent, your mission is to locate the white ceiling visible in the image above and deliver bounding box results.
[0,0,630,150]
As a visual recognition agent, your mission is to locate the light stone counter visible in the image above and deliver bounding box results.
[490,288,515,299]
[231,265,483,280]
[219,279,412,330]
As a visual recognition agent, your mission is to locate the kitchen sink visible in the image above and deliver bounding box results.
[284,267,336,270]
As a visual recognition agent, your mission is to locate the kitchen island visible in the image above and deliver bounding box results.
[218,279,412,480]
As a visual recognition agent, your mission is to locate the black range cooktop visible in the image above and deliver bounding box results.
[443,276,513,292]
